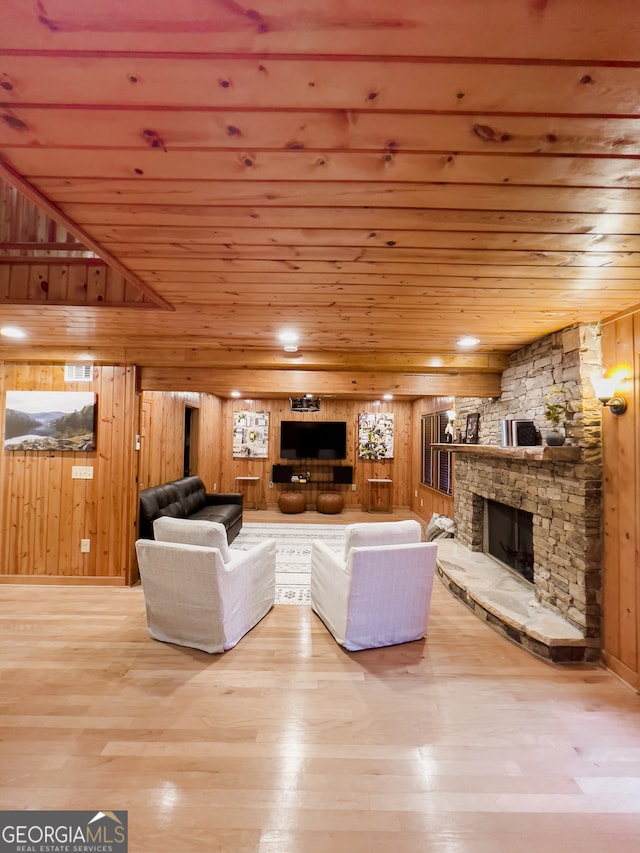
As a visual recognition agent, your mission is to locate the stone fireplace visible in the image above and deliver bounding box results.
[449,324,604,657]
[454,447,601,647]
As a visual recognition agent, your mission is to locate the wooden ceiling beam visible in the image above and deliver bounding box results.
[1,1,638,61]
[63,205,640,234]
[10,148,640,188]
[140,366,503,399]
[1,55,639,114]
[37,179,640,214]
[0,345,509,373]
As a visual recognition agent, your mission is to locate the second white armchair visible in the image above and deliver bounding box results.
[311,520,437,651]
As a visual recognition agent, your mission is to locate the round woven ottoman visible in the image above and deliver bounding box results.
[316,492,345,514]
[278,491,306,514]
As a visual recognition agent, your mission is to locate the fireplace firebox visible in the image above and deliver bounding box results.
[484,499,534,583]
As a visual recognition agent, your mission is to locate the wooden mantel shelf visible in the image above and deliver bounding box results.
[432,443,580,462]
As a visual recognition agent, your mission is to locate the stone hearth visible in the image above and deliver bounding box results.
[436,539,587,662]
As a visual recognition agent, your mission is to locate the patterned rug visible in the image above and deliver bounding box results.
[231,522,346,605]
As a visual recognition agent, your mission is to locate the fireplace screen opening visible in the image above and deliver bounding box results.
[484,499,534,583]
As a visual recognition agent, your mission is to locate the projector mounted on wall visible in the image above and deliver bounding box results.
[290,397,321,413]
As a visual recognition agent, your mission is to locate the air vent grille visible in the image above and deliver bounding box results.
[64,363,93,382]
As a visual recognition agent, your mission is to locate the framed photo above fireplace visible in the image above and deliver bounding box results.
[465,413,480,444]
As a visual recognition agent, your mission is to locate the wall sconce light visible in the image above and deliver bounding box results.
[592,375,627,416]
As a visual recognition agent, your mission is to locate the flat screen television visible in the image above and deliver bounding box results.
[280,420,347,460]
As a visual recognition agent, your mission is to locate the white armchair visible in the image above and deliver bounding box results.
[311,520,437,651]
[135,517,275,653]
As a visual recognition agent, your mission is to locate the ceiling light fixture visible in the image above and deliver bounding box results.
[457,336,480,348]
[383,393,393,401]
[230,390,241,398]
[0,326,27,339]
[283,344,298,353]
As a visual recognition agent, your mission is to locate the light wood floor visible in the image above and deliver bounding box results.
[1,536,640,852]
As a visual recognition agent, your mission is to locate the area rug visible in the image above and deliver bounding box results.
[231,522,346,605]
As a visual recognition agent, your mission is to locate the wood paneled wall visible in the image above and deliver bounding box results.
[0,363,138,584]
[138,390,222,491]
[411,396,455,523]
[601,316,640,691]
[216,398,413,510]
[0,376,423,584]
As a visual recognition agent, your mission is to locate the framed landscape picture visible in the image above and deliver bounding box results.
[4,391,97,451]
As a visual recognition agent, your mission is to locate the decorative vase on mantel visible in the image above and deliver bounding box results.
[544,388,566,446]
[545,429,565,447]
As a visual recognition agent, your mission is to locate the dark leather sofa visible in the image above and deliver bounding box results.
[138,475,243,543]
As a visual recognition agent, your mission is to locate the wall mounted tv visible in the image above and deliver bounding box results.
[280,420,347,460]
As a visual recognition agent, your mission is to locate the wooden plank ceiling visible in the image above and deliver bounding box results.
[1,0,640,399]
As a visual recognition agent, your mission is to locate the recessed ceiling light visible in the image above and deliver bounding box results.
[1,326,27,339]
[457,336,480,348]
[230,390,241,398]
[283,344,298,353]
[383,393,393,400]
[278,330,299,344]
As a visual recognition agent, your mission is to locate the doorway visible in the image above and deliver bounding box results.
[184,405,200,476]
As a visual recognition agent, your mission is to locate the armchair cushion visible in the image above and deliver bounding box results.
[153,516,232,563]
[343,519,422,560]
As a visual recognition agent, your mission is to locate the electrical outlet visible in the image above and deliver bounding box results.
[80,539,90,553]
[351,483,357,491]
[414,489,418,497]
[269,481,273,488]
[420,499,424,507]
[213,482,217,491]
[72,466,94,479]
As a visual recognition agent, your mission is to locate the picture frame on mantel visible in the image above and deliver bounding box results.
[465,413,480,444]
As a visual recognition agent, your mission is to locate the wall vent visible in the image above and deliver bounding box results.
[64,363,93,382]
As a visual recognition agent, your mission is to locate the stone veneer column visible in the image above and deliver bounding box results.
[452,324,603,649]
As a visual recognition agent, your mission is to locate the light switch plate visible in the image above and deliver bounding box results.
[72,466,94,479]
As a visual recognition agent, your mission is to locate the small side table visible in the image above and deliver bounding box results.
[367,478,393,513]
[234,476,261,510]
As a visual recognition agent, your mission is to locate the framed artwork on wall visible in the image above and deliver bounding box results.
[233,411,269,458]
[465,413,480,444]
[4,391,97,451]
[358,412,394,460]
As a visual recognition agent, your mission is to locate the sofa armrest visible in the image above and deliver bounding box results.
[205,493,243,507]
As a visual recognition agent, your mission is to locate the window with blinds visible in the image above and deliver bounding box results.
[421,412,453,496]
